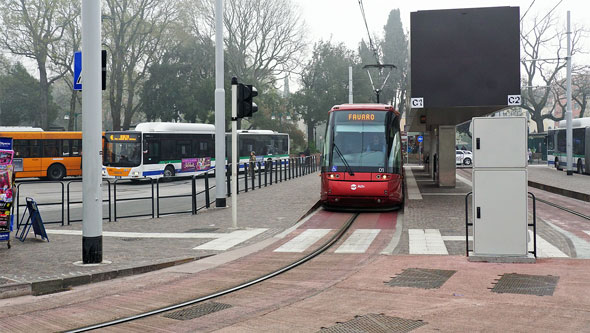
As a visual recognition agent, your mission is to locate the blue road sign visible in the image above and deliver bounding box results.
[74,51,82,90]
[417,135,424,143]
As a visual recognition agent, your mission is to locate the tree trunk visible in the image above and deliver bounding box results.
[535,117,545,133]
[306,120,314,148]
[68,91,78,131]
[38,62,49,129]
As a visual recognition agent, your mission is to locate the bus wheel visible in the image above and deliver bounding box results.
[577,160,583,174]
[163,165,175,178]
[47,164,66,181]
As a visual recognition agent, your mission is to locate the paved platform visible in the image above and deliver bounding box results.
[527,165,590,201]
[0,173,320,298]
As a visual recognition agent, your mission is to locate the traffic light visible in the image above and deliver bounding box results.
[237,83,258,118]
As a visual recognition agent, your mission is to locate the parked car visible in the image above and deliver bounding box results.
[456,150,473,166]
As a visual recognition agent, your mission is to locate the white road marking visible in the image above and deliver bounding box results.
[441,235,473,241]
[456,174,473,187]
[530,230,568,258]
[274,229,331,253]
[409,229,448,255]
[193,228,268,251]
[45,229,222,239]
[335,229,381,253]
[404,167,422,200]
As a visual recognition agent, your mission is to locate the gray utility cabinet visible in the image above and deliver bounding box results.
[472,117,528,256]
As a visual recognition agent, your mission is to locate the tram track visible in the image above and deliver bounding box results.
[66,211,360,332]
[535,196,590,221]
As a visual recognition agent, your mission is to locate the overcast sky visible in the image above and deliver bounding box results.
[293,0,590,65]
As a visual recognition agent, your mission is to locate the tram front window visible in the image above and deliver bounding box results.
[330,111,388,169]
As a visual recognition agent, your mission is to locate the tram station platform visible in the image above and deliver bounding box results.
[0,164,589,331]
[527,164,590,202]
[0,173,320,299]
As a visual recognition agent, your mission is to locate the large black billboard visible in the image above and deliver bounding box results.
[410,7,520,108]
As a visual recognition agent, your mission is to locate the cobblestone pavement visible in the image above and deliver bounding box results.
[0,173,319,294]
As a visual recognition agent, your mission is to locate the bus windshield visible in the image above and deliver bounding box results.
[104,132,142,167]
[329,111,389,170]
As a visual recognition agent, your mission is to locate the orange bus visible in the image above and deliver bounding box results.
[0,128,82,180]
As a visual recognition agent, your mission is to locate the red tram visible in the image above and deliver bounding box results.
[320,104,404,210]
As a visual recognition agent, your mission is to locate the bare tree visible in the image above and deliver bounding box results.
[49,0,81,131]
[103,0,177,130]
[520,13,585,132]
[552,68,590,120]
[0,0,73,129]
[194,0,306,88]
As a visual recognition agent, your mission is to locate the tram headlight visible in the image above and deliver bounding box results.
[382,174,389,180]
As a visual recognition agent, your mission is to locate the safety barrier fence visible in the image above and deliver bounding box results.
[14,155,319,225]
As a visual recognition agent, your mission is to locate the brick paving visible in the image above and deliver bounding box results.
[0,172,320,297]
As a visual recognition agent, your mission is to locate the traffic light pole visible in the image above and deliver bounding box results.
[214,0,227,206]
[231,77,238,229]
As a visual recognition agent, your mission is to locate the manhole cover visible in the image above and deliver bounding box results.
[163,302,232,321]
[491,273,559,296]
[386,268,456,289]
[318,314,426,333]
[121,238,142,242]
[185,228,219,233]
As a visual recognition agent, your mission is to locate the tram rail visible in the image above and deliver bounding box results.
[66,211,359,333]
[535,197,590,221]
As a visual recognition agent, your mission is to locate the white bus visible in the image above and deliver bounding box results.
[547,117,590,174]
[102,123,289,179]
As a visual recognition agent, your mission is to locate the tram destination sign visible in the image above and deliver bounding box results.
[348,113,376,121]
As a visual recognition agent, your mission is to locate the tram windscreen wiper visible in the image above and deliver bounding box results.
[333,143,354,176]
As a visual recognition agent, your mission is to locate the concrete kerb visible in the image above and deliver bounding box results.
[528,180,590,202]
[0,199,323,300]
[0,256,206,299]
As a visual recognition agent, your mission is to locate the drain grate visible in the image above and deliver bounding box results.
[491,273,559,296]
[386,268,456,289]
[185,227,219,233]
[163,302,232,321]
[318,314,426,333]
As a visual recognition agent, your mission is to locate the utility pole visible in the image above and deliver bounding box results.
[231,78,238,228]
[214,0,227,206]
[81,0,103,263]
[566,10,573,175]
[349,66,353,103]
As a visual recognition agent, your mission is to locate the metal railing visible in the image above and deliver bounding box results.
[66,180,112,224]
[14,156,318,226]
[16,181,64,227]
[464,191,537,258]
[113,178,155,221]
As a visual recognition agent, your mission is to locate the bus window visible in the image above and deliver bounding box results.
[161,139,175,160]
[43,139,60,157]
[62,139,70,156]
[71,140,82,156]
[144,139,160,164]
[557,130,566,153]
[573,128,585,156]
[177,140,191,158]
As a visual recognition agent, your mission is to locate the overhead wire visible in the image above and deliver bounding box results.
[520,0,536,22]
[521,0,563,38]
[357,0,380,66]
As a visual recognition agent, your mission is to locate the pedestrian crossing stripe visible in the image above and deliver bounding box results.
[335,229,380,253]
[274,229,331,253]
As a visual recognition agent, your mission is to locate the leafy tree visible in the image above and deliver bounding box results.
[381,9,409,113]
[0,0,73,129]
[0,63,58,126]
[103,0,178,130]
[141,36,215,123]
[292,41,355,145]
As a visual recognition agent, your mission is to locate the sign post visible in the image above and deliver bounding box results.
[81,0,103,264]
